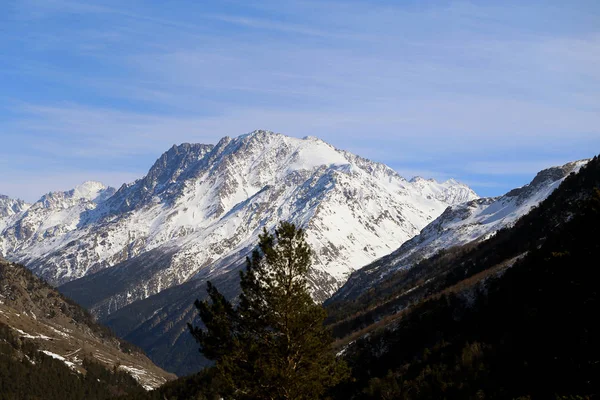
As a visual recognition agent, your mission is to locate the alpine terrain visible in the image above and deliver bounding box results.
[1,130,476,306]
[0,257,175,396]
[326,155,600,399]
[1,130,476,374]
[331,159,589,302]
[102,156,587,375]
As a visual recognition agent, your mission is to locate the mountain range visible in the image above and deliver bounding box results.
[0,130,585,376]
[329,155,600,399]
[1,130,475,305]
[331,159,589,302]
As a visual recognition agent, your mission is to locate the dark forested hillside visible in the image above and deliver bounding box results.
[0,259,175,398]
[0,322,147,400]
[329,156,600,399]
[326,156,600,341]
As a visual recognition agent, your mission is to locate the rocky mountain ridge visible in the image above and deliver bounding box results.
[0,181,115,270]
[0,195,30,233]
[0,195,30,218]
[331,159,589,302]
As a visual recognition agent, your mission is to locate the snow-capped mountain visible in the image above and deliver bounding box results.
[0,181,116,272]
[76,156,591,377]
[1,130,476,313]
[331,159,589,301]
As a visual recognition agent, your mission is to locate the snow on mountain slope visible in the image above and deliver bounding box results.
[331,159,589,301]
[2,130,476,315]
[0,195,30,233]
[0,194,30,218]
[409,177,479,205]
[0,182,115,264]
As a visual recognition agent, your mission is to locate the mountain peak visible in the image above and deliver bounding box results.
[74,180,105,190]
[0,194,30,219]
[506,159,589,199]
[409,176,478,204]
[243,128,277,137]
[234,129,279,143]
[148,142,215,177]
[103,142,215,214]
[70,181,115,203]
[237,130,327,147]
[35,181,116,209]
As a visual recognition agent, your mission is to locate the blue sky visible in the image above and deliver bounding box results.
[1,0,599,202]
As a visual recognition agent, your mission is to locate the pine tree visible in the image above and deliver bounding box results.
[189,221,349,400]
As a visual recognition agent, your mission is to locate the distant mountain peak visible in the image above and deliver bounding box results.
[0,194,30,215]
[505,159,588,200]
[74,180,106,191]
[36,181,116,210]
[146,142,214,181]
[241,128,277,137]
[70,181,115,203]
[409,176,465,186]
[101,142,215,215]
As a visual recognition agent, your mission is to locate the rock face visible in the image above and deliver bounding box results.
[0,195,30,218]
[0,195,31,233]
[330,159,589,302]
[0,257,175,389]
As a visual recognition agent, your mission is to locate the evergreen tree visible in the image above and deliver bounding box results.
[189,221,349,400]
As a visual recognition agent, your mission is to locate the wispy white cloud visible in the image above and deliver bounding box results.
[4,95,599,162]
[4,104,226,157]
